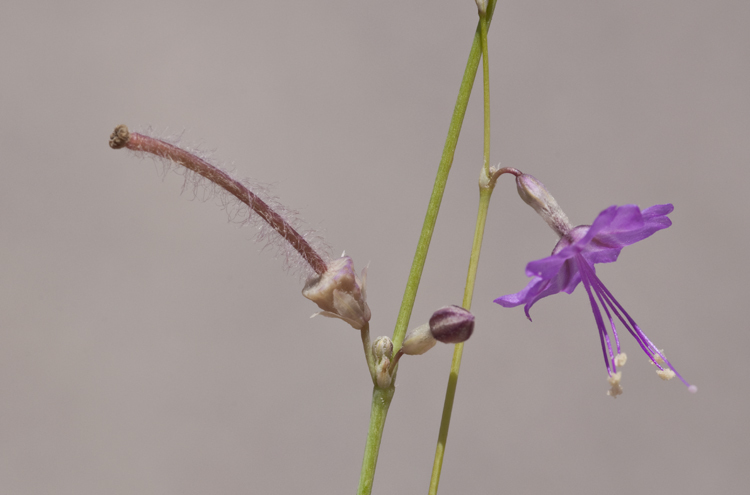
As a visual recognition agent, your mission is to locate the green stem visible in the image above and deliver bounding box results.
[356,2,498,493]
[391,0,497,352]
[357,386,395,495]
[480,13,491,176]
[428,7,497,494]
[428,188,492,495]
[360,323,377,383]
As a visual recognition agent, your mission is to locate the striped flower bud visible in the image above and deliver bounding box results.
[401,306,475,355]
[429,305,475,344]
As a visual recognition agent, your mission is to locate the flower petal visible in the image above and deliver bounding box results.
[525,252,569,279]
[495,258,581,318]
[641,203,674,220]
[582,204,673,264]
[496,203,672,320]
[494,276,547,308]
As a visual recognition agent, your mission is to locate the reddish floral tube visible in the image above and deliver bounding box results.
[109,124,328,276]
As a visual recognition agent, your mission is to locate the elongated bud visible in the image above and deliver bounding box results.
[401,323,436,356]
[302,256,371,330]
[516,174,572,237]
[429,305,475,344]
[373,336,394,388]
[401,306,476,355]
[475,0,488,14]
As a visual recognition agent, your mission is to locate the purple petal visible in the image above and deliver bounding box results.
[496,203,673,320]
[495,258,582,318]
[582,204,673,265]
[577,205,619,247]
[525,253,569,279]
[641,203,674,219]
[494,277,546,308]
[557,258,583,294]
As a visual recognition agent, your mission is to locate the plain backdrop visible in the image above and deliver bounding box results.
[1,1,748,494]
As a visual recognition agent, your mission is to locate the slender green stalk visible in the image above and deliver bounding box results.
[356,2,498,493]
[357,386,395,495]
[427,181,526,495]
[360,323,377,383]
[428,7,496,494]
[428,188,492,495]
[391,0,498,352]
[480,14,491,176]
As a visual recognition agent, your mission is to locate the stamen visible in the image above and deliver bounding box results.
[589,267,620,365]
[607,372,623,397]
[589,274,655,365]
[656,368,676,381]
[577,256,615,375]
[585,260,695,391]
[614,353,627,368]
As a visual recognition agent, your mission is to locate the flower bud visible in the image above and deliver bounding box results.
[401,306,476,355]
[401,323,436,356]
[373,336,393,361]
[372,336,394,388]
[429,305,474,344]
[515,174,572,237]
[302,256,371,330]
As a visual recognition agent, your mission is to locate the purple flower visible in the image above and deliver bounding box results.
[495,203,695,394]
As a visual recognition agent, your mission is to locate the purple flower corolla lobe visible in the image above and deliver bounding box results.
[495,204,695,392]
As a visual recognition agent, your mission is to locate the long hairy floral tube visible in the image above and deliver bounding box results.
[109,124,329,276]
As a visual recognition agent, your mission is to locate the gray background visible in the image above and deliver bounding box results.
[1,1,748,493]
